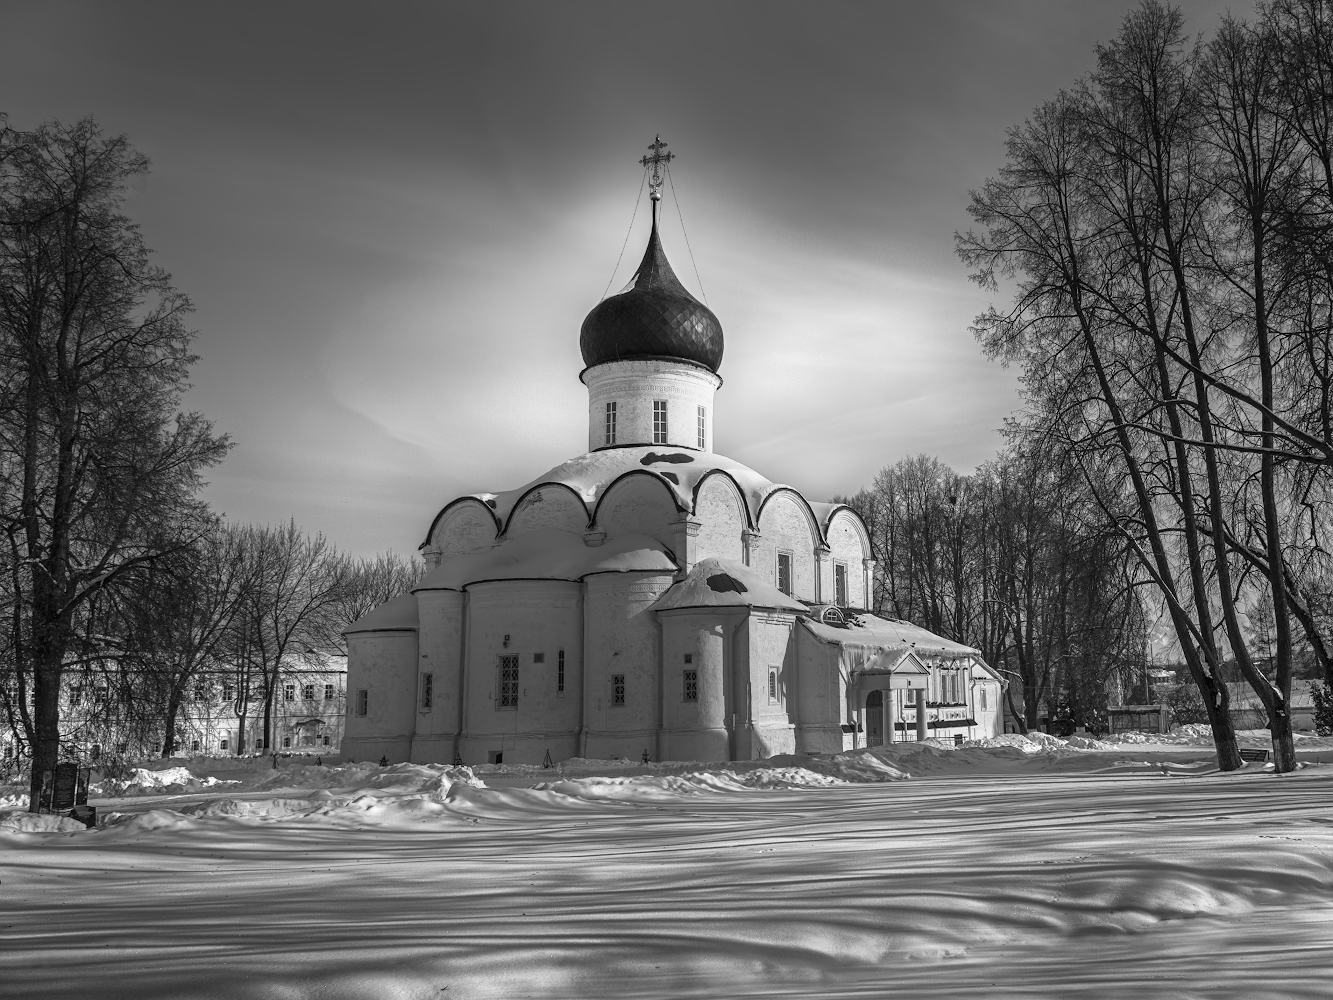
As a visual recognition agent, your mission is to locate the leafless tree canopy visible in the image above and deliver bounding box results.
[957,0,1333,771]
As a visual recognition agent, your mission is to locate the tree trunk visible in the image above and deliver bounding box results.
[162,685,184,757]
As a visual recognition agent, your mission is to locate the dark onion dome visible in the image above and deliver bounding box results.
[580,218,723,373]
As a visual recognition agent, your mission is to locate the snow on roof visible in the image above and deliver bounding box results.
[413,528,677,592]
[345,593,419,634]
[650,557,808,614]
[803,614,982,662]
[467,446,781,529]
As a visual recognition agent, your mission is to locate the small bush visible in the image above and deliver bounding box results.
[1312,682,1333,737]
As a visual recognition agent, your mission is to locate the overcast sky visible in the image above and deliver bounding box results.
[1,0,1251,557]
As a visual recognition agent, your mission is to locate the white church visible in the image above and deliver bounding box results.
[342,140,1003,766]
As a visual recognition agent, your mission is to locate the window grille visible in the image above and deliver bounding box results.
[533,652,544,664]
[421,672,433,709]
[612,674,625,705]
[499,655,519,708]
[356,689,368,716]
[683,669,698,702]
[777,552,793,595]
[605,401,617,446]
[284,684,295,702]
[303,684,315,700]
[557,650,565,693]
[653,400,668,443]
[684,653,692,664]
[697,405,706,449]
[834,562,848,608]
[768,669,778,702]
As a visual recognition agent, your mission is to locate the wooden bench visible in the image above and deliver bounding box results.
[1238,747,1270,764]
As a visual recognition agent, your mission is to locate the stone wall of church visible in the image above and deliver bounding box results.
[658,609,742,762]
[593,473,680,546]
[793,625,850,754]
[825,509,870,609]
[342,629,419,764]
[754,492,819,601]
[410,589,465,764]
[582,359,720,453]
[738,613,799,759]
[428,501,498,566]
[504,486,589,537]
[459,580,583,766]
[581,571,673,760]
[692,474,747,564]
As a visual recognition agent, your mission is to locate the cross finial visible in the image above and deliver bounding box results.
[639,134,675,203]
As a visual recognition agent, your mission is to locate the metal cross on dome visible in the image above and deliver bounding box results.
[639,134,675,201]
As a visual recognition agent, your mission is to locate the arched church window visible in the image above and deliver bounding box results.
[653,400,668,443]
[776,552,793,596]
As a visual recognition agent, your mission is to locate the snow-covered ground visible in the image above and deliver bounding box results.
[3,733,1333,998]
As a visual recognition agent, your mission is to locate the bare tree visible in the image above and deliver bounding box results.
[0,118,228,808]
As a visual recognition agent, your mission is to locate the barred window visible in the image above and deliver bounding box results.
[557,649,565,694]
[612,674,625,706]
[697,405,706,449]
[768,669,778,703]
[605,401,617,446]
[356,689,368,716]
[653,400,668,443]
[421,672,433,709]
[683,670,698,702]
[324,683,334,701]
[776,552,793,596]
[499,655,519,708]
[834,562,848,608]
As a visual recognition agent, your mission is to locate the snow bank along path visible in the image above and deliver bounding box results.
[3,751,1333,998]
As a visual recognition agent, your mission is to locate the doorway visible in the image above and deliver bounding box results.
[866,690,884,747]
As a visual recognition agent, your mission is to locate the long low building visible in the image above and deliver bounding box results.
[341,142,1002,765]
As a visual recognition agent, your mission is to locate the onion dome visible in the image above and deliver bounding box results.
[580,218,724,373]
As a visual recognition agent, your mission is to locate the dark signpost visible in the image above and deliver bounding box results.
[35,761,93,824]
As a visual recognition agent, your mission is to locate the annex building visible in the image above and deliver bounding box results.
[342,141,1002,766]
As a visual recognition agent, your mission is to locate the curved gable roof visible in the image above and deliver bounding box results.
[345,593,419,635]
[650,557,807,614]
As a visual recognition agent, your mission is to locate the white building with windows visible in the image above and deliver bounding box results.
[342,145,1002,765]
